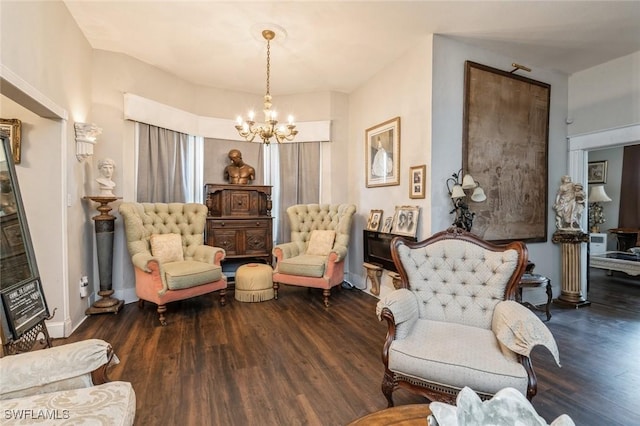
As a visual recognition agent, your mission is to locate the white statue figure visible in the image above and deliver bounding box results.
[96,158,116,196]
[553,175,585,231]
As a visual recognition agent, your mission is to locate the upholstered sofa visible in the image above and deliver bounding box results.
[119,202,227,325]
[0,339,136,425]
[272,203,356,307]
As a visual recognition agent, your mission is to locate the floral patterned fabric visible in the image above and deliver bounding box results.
[0,381,136,425]
[0,339,135,425]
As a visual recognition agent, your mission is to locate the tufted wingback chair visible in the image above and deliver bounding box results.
[119,202,227,325]
[272,203,356,307]
[377,228,560,406]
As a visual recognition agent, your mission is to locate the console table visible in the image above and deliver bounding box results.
[204,184,273,265]
[590,251,640,276]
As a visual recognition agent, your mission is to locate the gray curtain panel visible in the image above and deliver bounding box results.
[136,123,189,202]
[275,142,320,243]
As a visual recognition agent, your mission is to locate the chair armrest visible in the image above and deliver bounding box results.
[376,288,419,340]
[192,245,225,265]
[329,244,348,262]
[131,251,155,272]
[0,339,117,398]
[492,300,561,366]
[273,241,304,261]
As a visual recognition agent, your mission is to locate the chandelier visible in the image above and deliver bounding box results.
[235,29,298,145]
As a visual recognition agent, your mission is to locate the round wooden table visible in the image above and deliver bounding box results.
[348,404,432,425]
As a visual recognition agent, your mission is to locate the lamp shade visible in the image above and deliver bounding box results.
[588,185,612,203]
[461,174,477,190]
[450,184,466,199]
[470,187,487,202]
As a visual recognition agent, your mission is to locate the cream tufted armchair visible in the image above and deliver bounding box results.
[119,202,227,325]
[272,203,357,307]
[377,228,560,406]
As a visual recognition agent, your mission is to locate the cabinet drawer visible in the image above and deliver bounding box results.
[210,219,271,230]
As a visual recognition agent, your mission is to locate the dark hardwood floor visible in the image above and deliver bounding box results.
[58,269,640,425]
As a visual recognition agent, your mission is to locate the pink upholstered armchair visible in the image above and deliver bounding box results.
[272,203,356,307]
[119,202,227,325]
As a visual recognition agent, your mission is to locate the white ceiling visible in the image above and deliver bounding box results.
[63,1,640,96]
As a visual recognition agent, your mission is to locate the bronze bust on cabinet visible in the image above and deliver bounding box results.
[223,149,255,184]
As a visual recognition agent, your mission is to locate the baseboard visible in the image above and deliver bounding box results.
[45,317,73,339]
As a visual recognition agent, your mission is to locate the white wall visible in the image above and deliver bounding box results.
[568,52,640,136]
[431,35,570,304]
[587,147,624,250]
[1,1,94,337]
[347,35,433,297]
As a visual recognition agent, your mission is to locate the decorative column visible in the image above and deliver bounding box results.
[84,196,124,315]
[552,231,590,308]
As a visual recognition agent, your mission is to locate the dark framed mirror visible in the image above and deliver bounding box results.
[0,135,50,344]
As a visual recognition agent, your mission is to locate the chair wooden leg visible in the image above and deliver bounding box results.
[137,299,144,309]
[322,289,331,307]
[219,289,227,306]
[157,304,167,326]
[382,371,396,408]
[273,282,279,300]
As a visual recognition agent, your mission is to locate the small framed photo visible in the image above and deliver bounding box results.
[366,209,383,231]
[409,165,426,199]
[588,160,607,184]
[381,217,393,233]
[391,205,420,238]
[0,118,22,164]
[365,117,401,188]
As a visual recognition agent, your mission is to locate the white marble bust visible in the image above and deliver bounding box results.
[96,158,116,196]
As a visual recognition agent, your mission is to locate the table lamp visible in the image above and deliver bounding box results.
[588,185,612,233]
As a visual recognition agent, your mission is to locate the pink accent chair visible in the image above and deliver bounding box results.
[119,202,227,325]
[272,204,356,307]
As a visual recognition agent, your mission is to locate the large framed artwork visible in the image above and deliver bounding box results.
[463,61,550,243]
[365,117,400,188]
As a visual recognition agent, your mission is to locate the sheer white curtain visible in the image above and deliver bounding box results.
[136,122,202,203]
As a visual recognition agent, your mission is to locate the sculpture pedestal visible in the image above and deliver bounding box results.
[84,196,124,315]
[552,230,591,308]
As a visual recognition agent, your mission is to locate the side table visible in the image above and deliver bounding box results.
[348,404,432,425]
[517,273,552,321]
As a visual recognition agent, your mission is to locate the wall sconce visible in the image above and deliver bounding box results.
[446,169,487,231]
[588,185,612,233]
[74,122,102,162]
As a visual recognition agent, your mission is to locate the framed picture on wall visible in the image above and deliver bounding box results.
[365,117,401,188]
[409,165,426,199]
[588,160,607,184]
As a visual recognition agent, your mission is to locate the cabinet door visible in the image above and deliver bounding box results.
[206,219,272,258]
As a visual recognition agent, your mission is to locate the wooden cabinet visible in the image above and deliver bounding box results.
[204,184,272,264]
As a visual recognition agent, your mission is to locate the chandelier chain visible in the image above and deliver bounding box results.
[234,28,298,144]
[266,39,271,96]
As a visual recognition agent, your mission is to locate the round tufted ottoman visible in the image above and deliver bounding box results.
[234,263,274,302]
